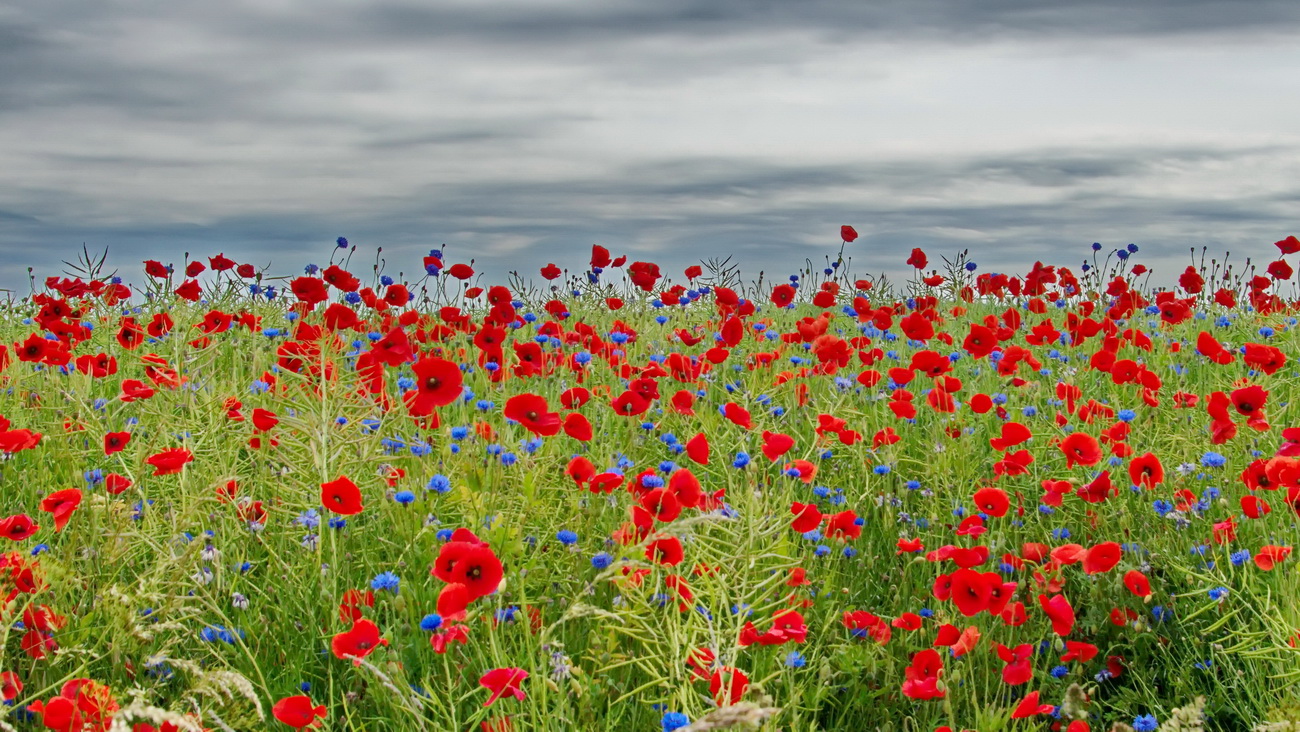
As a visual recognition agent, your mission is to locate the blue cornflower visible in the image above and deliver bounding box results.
[1208,586,1229,600]
[785,651,807,668]
[427,474,451,493]
[1133,715,1158,732]
[591,552,613,569]
[556,530,579,545]
[662,712,691,732]
[420,614,443,632]
[371,571,401,594]
[1201,452,1226,468]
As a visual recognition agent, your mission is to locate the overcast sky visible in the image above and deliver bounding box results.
[2,0,1299,294]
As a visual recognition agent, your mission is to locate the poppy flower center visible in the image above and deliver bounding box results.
[425,377,440,390]
[525,411,538,421]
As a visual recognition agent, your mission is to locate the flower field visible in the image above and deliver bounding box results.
[2,233,1300,731]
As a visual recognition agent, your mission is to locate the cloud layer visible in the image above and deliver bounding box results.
[2,1,1298,291]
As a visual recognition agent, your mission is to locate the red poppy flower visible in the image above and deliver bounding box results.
[0,514,39,541]
[0,671,21,702]
[41,489,82,532]
[75,353,118,378]
[664,390,694,417]
[331,619,387,662]
[825,509,861,540]
[445,543,504,600]
[997,643,1034,685]
[431,623,470,654]
[272,696,327,729]
[1011,690,1053,718]
[989,422,1031,451]
[1061,641,1099,663]
[0,428,42,453]
[562,413,592,442]
[1243,343,1286,375]
[627,261,661,291]
[103,431,130,455]
[840,225,858,242]
[503,393,561,436]
[1038,593,1076,635]
[1076,470,1115,503]
[480,668,528,707]
[949,569,996,616]
[906,248,928,269]
[321,475,364,515]
[447,263,475,280]
[639,488,680,523]
[170,278,201,302]
[972,487,1009,518]
[722,403,753,430]
[891,612,923,631]
[1128,452,1164,489]
[1059,433,1102,468]
[1242,494,1271,518]
[761,431,795,461]
[1082,542,1121,574]
[901,649,944,700]
[405,355,464,415]
[646,535,684,566]
[684,433,710,465]
[1231,384,1269,418]
[250,408,279,433]
[146,448,193,476]
[790,502,823,533]
[437,582,472,618]
[1255,545,1292,571]
[708,667,749,706]
[770,284,796,308]
[338,589,375,623]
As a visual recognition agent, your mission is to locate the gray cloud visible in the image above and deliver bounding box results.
[1,1,1299,293]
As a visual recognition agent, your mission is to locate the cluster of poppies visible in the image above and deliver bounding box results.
[1,234,1299,730]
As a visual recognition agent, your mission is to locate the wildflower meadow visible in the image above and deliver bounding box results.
[2,232,1300,732]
